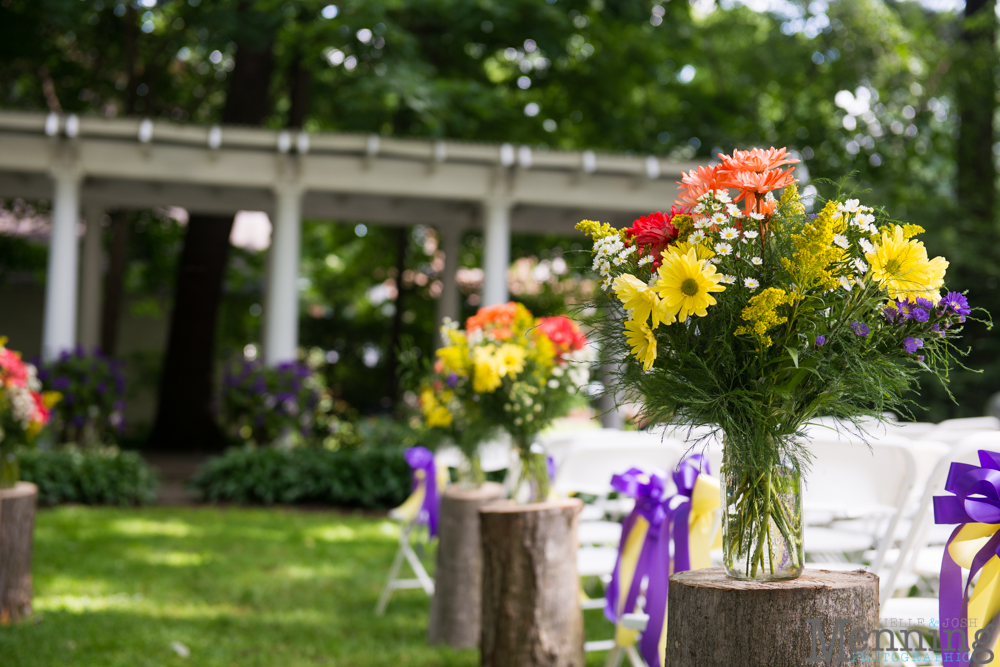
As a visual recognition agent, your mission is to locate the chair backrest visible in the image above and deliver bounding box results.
[879,431,1000,606]
[552,436,688,496]
[936,416,1000,432]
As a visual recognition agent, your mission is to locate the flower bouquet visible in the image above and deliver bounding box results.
[579,147,985,580]
[428,303,591,501]
[0,339,58,487]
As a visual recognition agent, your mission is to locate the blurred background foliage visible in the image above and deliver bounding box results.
[0,0,996,427]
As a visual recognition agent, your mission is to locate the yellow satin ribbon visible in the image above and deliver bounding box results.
[388,465,450,525]
[614,473,722,652]
[949,522,1000,648]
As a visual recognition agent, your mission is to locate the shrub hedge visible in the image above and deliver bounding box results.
[189,446,413,508]
[19,447,158,506]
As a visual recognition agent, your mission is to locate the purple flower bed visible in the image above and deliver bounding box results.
[39,347,126,445]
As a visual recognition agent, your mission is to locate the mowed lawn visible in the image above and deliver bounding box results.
[0,506,615,667]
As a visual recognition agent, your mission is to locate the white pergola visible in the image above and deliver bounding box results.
[0,111,698,364]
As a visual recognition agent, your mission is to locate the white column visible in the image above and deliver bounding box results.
[263,185,303,366]
[42,169,82,360]
[78,204,104,352]
[435,225,461,330]
[481,200,512,307]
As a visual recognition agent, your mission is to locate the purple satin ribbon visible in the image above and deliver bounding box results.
[405,446,440,538]
[933,449,1000,666]
[604,454,710,667]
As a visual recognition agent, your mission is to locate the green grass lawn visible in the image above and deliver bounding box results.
[0,506,617,666]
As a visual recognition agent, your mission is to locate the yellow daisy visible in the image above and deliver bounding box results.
[653,248,726,322]
[865,226,948,303]
[624,319,657,371]
[665,240,714,261]
[613,274,674,327]
[496,343,526,378]
[472,347,503,393]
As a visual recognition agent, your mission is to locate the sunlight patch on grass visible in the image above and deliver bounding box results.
[306,525,357,542]
[281,563,351,579]
[111,518,198,538]
[129,549,209,567]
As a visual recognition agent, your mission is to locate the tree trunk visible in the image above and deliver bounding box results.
[0,482,38,625]
[664,567,879,667]
[148,15,276,450]
[100,210,130,356]
[147,215,234,450]
[429,482,505,648]
[480,498,585,667]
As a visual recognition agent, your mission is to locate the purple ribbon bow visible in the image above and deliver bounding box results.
[933,449,1000,666]
[405,446,440,538]
[604,454,710,667]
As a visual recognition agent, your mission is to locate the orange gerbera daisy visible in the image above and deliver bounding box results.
[719,147,799,174]
[466,302,518,333]
[722,167,797,213]
[676,164,726,207]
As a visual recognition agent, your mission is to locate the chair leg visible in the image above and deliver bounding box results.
[375,544,406,615]
[626,645,646,667]
[401,535,435,595]
[603,646,625,667]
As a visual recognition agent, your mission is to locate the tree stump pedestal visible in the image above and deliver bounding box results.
[480,498,585,667]
[665,567,879,667]
[0,482,38,624]
[428,482,505,648]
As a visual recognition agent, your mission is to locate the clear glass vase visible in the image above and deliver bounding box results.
[721,448,803,581]
[510,439,551,504]
[0,440,19,489]
[457,453,485,489]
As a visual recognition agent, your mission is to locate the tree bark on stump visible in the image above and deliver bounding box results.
[665,567,879,667]
[429,482,505,648]
[480,498,585,667]
[0,482,38,624]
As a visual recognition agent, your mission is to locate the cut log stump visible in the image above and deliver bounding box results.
[665,567,879,667]
[428,482,505,648]
[0,482,38,624]
[480,498,585,667]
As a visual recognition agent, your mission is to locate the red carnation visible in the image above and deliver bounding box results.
[625,208,686,266]
[537,316,587,359]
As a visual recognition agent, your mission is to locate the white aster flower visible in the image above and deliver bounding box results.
[720,227,740,240]
[726,204,743,217]
[839,199,861,213]
[853,258,869,274]
[743,230,759,240]
[833,234,849,249]
[637,254,654,267]
[748,212,765,221]
[694,217,712,230]
[751,256,763,266]
[856,213,875,227]
[714,189,732,203]
[858,238,875,254]
[839,275,853,292]
[744,277,759,290]
[720,274,736,285]
[714,242,733,256]
[711,212,728,226]
[689,230,706,244]
[599,261,611,276]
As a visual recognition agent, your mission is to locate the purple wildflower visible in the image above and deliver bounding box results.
[815,335,826,347]
[896,300,913,321]
[911,307,929,323]
[446,373,460,387]
[941,292,971,317]
[904,337,924,354]
[883,303,899,323]
[851,322,870,337]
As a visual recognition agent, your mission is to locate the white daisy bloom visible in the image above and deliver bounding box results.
[714,189,732,203]
[694,218,712,230]
[637,254,654,267]
[720,227,740,240]
[856,213,875,227]
[714,242,733,256]
[751,256,763,266]
[858,238,875,254]
[743,230,759,239]
[839,199,861,213]
[710,212,727,225]
[748,212,765,221]
[599,261,611,276]
[839,275,853,292]
[689,230,706,243]
[744,277,759,290]
[853,258,869,274]
[833,234,849,249]
[726,204,743,217]
[720,274,736,285]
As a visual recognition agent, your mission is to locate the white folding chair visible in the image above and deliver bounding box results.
[374,463,447,615]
